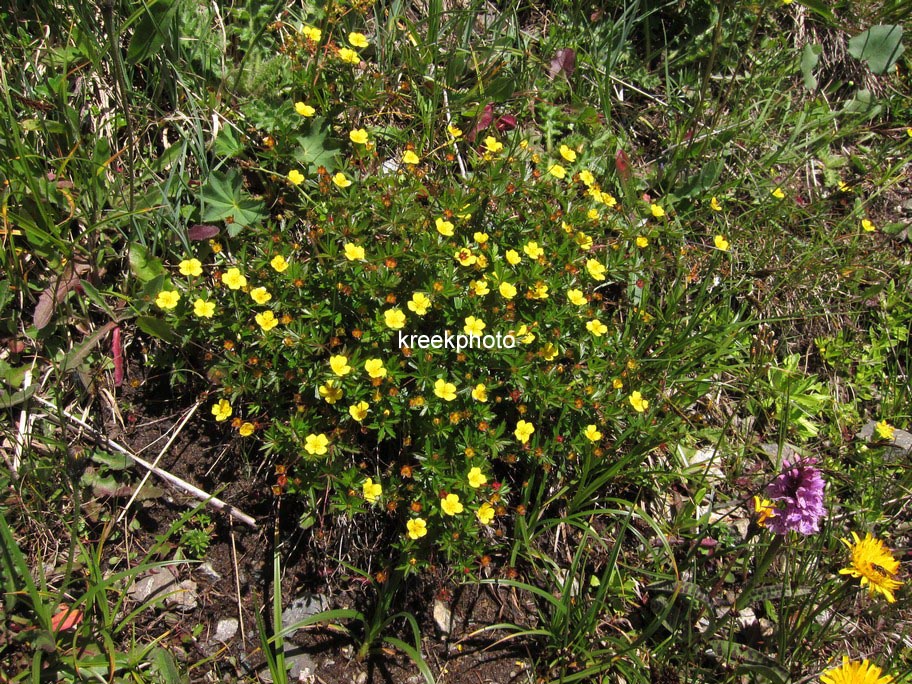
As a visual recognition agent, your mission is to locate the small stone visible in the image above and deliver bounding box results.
[198,562,221,581]
[128,568,177,604]
[214,618,239,642]
[259,645,316,683]
[281,593,330,639]
[737,607,757,631]
[432,599,453,637]
[355,671,368,684]
[165,579,198,612]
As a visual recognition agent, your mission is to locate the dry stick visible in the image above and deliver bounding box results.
[442,88,468,180]
[231,526,247,645]
[116,400,201,525]
[33,396,257,529]
[11,369,33,479]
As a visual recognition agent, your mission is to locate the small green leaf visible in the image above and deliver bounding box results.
[127,0,179,64]
[201,169,266,234]
[800,44,822,90]
[129,243,166,283]
[848,25,905,75]
[136,316,177,343]
[294,124,342,173]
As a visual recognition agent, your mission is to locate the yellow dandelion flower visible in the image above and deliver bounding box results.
[820,656,894,684]
[839,532,903,603]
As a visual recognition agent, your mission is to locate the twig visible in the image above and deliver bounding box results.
[33,396,257,529]
[11,369,33,479]
[442,88,468,179]
[231,526,247,646]
[116,400,201,524]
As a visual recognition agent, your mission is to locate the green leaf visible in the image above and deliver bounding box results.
[294,125,342,173]
[214,126,244,158]
[149,647,187,684]
[201,169,266,235]
[0,384,36,409]
[800,44,822,90]
[848,25,905,75]
[128,243,166,284]
[127,0,179,64]
[136,316,177,343]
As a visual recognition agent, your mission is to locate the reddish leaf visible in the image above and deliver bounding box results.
[548,48,576,80]
[466,103,495,142]
[112,326,124,387]
[50,605,83,631]
[615,149,632,184]
[187,224,220,241]
[33,262,91,330]
[495,115,517,132]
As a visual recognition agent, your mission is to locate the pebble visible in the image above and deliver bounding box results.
[281,593,330,638]
[214,618,239,642]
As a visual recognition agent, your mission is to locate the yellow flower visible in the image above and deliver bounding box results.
[714,235,730,251]
[530,282,549,299]
[524,241,544,259]
[348,32,370,48]
[514,420,535,443]
[839,532,903,603]
[330,355,352,376]
[193,298,215,318]
[441,493,464,516]
[349,401,369,422]
[407,292,431,315]
[505,249,521,265]
[579,169,595,186]
[861,218,876,232]
[402,150,420,165]
[332,172,352,188]
[304,433,329,456]
[710,196,722,212]
[222,267,247,290]
[250,287,272,305]
[471,383,487,402]
[483,136,503,153]
[542,342,558,360]
[344,243,365,260]
[612,378,624,389]
[155,290,180,310]
[467,467,487,488]
[629,391,649,413]
[238,422,255,437]
[771,187,785,199]
[362,478,382,503]
[568,288,586,306]
[349,128,369,145]
[476,502,495,525]
[471,279,490,296]
[447,124,463,138]
[820,656,894,684]
[587,208,600,220]
[548,163,567,179]
[585,259,606,281]
[179,258,202,277]
[475,254,488,269]
[454,248,477,266]
[270,255,289,272]
[211,399,232,422]
[435,217,454,236]
[407,518,428,540]
[636,236,649,248]
[256,311,278,332]
[434,378,457,401]
[338,47,360,64]
[473,231,488,244]
[301,25,321,42]
[318,381,343,404]
[753,496,776,528]
[288,169,305,185]
[515,324,535,344]
[583,424,602,441]
[782,0,793,4]
[650,203,665,218]
[559,144,577,162]
[384,308,406,330]
[575,232,593,250]
[875,420,895,440]
[364,358,387,379]
[294,102,316,117]
[463,316,485,336]
[499,281,517,299]
[586,319,607,336]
